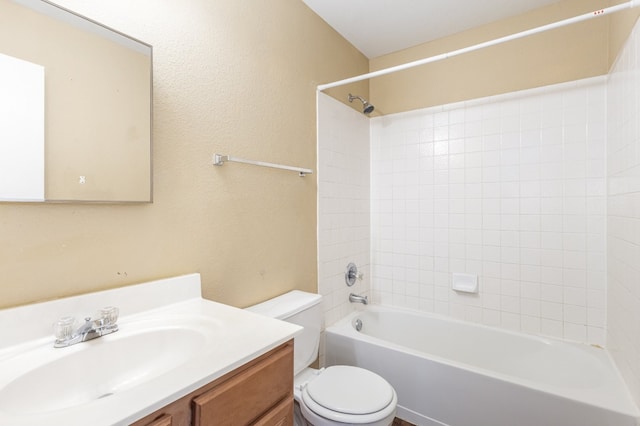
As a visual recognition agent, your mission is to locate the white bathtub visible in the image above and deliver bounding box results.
[324,305,639,426]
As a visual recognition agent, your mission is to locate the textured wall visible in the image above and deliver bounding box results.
[0,0,368,309]
[369,0,614,115]
[609,0,640,67]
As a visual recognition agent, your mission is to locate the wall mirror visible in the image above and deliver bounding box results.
[0,0,152,203]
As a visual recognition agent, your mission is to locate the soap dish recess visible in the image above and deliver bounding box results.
[452,273,478,293]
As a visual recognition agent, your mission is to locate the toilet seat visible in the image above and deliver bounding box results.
[300,366,397,424]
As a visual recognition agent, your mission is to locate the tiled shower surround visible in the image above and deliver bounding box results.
[370,77,607,345]
[607,20,640,403]
[318,16,640,408]
[317,93,370,332]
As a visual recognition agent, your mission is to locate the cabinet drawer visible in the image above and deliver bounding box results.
[252,397,293,426]
[143,413,172,426]
[193,344,293,425]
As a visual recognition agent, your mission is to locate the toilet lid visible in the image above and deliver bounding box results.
[304,366,394,415]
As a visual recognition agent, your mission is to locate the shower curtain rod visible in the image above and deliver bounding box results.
[317,0,640,91]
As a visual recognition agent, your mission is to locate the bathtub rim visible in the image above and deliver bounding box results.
[325,303,640,419]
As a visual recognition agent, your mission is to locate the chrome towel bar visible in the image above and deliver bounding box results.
[213,154,313,177]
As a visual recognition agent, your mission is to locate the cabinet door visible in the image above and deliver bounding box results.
[252,397,293,426]
[193,344,293,425]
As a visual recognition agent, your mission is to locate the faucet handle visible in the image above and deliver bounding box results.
[345,263,363,286]
[99,306,119,328]
[53,316,76,341]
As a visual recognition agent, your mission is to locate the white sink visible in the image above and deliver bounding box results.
[0,274,301,426]
[0,316,216,414]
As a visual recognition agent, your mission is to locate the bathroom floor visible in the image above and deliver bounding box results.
[393,418,415,426]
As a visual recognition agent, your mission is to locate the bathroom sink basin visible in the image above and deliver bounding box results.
[0,315,218,415]
[0,273,301,426]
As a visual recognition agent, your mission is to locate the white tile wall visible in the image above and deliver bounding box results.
[607,19,640,406]
[370,77,607,345]
[317,18,640,407]
[317,93,370,339]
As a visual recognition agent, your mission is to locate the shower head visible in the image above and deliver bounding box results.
[348,93,375,115]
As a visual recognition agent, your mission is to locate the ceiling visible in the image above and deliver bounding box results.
[302,0,562,58]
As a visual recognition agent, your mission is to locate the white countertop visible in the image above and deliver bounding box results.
[0,274,301,426]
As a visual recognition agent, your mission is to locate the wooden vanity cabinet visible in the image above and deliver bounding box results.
[131,340,294,426]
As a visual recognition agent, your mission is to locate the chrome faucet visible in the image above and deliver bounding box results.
[349,293,368,305]
[53,306,119,348]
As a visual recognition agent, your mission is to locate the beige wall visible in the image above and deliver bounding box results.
[4,0,636,311]
[609,0,640,66]
[0,0,368,309]
[369,0,620,115]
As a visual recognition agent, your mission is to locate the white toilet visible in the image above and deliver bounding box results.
[247,291,397,426]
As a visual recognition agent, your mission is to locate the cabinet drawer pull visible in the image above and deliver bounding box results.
[145,413,172,426]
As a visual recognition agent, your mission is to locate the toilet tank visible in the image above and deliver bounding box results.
[246,290,322,375]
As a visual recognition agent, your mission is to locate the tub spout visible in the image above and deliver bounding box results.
[349,293,368,305]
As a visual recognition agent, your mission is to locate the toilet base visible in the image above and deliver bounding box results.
[297,398,395,426]
[294,400,310,426]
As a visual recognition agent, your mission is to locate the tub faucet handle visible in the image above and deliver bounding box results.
[345,263,363,286]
